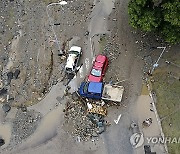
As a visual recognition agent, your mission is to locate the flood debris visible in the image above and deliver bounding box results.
[0,88,7,96]
[2,104,11,113]
[142,118,152,127]
[18,104,27,112]
[63,100,108,141]
[87,103,107,116]
[13,69,20,79]
[84,31,89,36]
[64,77,124,141]
[7,72,14,81]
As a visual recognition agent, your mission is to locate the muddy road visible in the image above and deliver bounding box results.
[0,0,155,154]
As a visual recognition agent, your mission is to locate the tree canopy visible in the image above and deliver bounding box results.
[128,0,180,44]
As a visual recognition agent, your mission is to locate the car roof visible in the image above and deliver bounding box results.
[66,54,76,68]
[94,62,103,68]
[69,46,81,53]
[88,82,103,94]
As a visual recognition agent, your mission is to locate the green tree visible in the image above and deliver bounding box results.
[161,24,180,44]
[162,0,180,26]
[128,0,180,44]
[128,0,160,31]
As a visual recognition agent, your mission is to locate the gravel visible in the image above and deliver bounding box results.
[7,109,42,148]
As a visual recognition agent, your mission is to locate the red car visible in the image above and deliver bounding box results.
[88,55,108,82]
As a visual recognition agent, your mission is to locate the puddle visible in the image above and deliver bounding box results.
[0,124,12,148]
[19,79,66,149]
[29,82,66,116]
[20,105,64,150]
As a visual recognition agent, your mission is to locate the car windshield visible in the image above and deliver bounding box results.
[83,82,89,93]
[91,68,101,77]
[69,51,79,55]
[66,67,73,72]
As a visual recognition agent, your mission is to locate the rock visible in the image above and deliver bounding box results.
[7,72,14,80]
[84,31,89,36]
[92,131,98,137]
[0,138,5,146]
[0,88,7,96]
[8,96,14,101]
[72,92,79,101]
[20,105,27,112]
[14,69,20,79]
[37,97,42,101]
[2,104,11,113]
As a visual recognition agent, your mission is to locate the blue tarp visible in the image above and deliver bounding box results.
[88,82,103,94]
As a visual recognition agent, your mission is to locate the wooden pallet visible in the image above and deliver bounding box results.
[87,104,107,116]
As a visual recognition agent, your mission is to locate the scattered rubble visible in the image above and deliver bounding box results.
[0,88,7,96]
[7,72,13,81]
[13,69,20,79]
[87,103,107,116]
[7,109,42,147]
[63,100,109,141]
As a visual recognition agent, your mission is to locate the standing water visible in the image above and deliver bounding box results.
[19,104,64,150]
[0,124,11,148]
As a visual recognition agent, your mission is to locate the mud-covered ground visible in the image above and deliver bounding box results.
[0,0,179,154]
[0,0,93,107]
[0,0,94,152]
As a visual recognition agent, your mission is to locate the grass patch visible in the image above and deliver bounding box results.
[141,83,149,95]
[161,111,180,154]
[99,35,107,53]
[152,70,180,117]
[152,69,180,154]
[164,48,180,65]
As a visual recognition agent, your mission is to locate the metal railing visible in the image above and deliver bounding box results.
[151,47,166,73]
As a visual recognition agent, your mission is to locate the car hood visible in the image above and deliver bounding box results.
[96,55,106,62]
